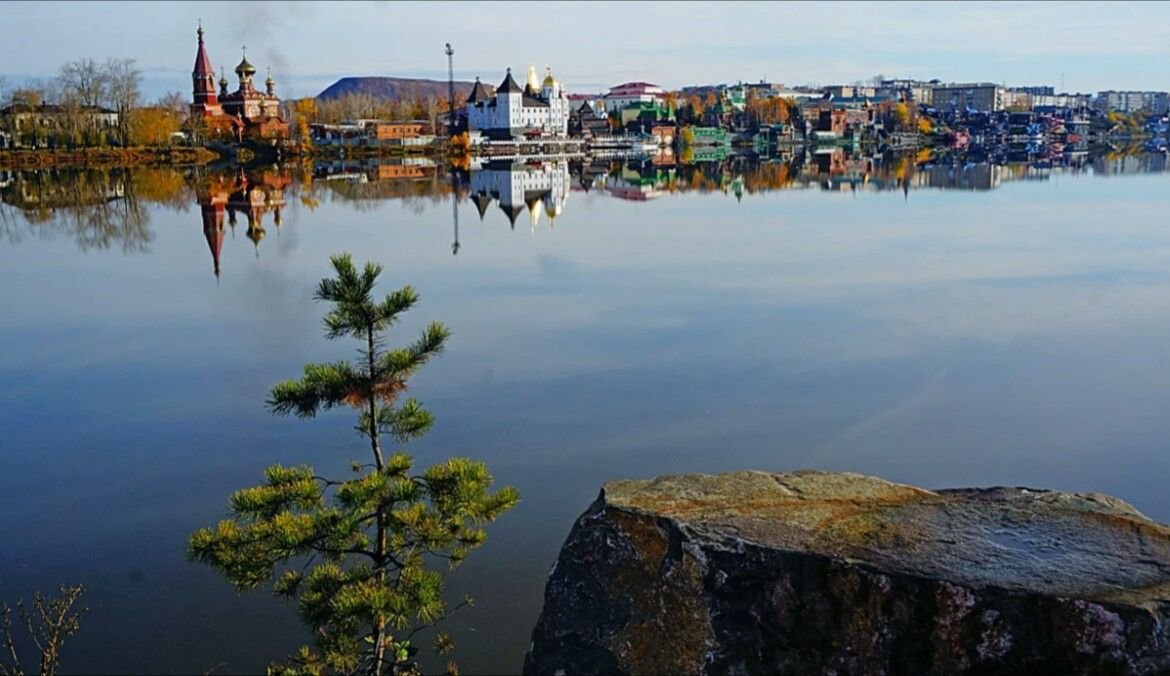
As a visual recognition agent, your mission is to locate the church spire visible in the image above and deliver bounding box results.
[192,22,217,107]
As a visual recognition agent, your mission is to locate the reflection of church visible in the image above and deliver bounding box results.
[467,160,570,229]
[199,168,291,278]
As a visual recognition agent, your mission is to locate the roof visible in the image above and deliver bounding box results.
[499,202,524,226]
[472,193,493,220]
[497,69,524,95]
[522,95,550,108]
[194,27,214,76]
[467,78,493,104]
[608,82,663,95]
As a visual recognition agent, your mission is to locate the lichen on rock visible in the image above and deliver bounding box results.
[524,470,1170,675]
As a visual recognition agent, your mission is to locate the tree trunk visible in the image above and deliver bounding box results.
[367,324,388,676]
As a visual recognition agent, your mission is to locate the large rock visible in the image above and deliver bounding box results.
[523,471,1170,675]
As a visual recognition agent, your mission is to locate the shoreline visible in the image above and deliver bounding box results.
[0,146,222,170]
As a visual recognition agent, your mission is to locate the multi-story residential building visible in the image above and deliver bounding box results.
[1095,91,1170,114]
[1014,86,1054,96]
[930,83,1005,113]
[877,79,936,105]
[825,85,877,100]
[1002,89,1031,110]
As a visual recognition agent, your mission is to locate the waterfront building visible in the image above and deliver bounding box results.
[466,66,570,140]
[0,103,119,149]
[620,100,675,132]
[310,120,433,147]
[569,101,610,137]
[602,82,666,114]
[190,25,289,141]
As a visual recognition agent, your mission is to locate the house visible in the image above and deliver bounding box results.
[620,101,674,133]
[0,103,119,148]
[568,101,609,137]
[602,82,666,114]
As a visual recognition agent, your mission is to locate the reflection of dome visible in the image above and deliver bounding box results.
[526,65,540,92]
[246,224,266,246]
[544,196,561,219]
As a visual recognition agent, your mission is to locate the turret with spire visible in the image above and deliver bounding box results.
[192,22,218,108]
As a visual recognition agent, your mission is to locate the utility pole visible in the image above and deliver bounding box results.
[445,43,455,138]
[444,42,459,255]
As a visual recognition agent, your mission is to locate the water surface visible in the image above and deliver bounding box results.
[1,151,1169,673]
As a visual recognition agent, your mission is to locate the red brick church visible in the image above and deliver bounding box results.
[190,24,289,142]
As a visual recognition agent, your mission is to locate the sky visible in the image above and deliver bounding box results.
[1,1,1169,102]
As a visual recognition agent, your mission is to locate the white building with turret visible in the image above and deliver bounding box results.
[467,65,570,140]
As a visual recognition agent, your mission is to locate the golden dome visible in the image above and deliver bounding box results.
[542,66,557,89]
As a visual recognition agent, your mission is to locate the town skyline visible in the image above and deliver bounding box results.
[2,1,1169,102]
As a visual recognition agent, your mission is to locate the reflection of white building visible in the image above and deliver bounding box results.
[468,160,570,229]
[467,66,570,140]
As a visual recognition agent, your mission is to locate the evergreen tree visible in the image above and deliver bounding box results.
[189,254,518,675]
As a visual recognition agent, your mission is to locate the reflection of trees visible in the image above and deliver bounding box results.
[0,167,195,252]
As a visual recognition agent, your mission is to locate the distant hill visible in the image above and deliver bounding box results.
[317,77,478,102]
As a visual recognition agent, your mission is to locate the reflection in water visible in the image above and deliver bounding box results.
[1,147,1167,262]
[468,160,570,231]
[0,167,182,253]
[196,167,291,278]
[2,142,1170,676]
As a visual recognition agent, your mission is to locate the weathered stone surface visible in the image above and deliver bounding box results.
[523,470,1170,675]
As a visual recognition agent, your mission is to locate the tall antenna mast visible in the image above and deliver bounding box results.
[445,43,455,137]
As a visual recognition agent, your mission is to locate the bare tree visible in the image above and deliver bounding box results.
[1,585,87,676]
[103,58,140,146]
[58,58,107,108]
[156,90,187,114]
[425,95,443,132]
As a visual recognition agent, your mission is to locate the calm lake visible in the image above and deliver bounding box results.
[2,149,1169,674]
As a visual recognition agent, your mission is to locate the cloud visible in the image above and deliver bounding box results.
[1,1,1168,94]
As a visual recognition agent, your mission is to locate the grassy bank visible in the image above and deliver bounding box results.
[0,146,221,169]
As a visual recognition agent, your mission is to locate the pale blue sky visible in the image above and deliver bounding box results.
[2,1,1168,101]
